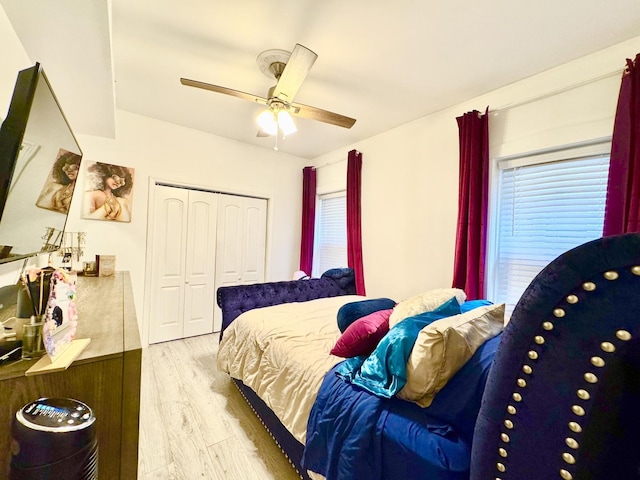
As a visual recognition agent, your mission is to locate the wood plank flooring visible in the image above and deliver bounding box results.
[138,333,302,480]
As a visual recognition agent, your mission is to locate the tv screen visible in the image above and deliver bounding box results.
[0,63,83,263]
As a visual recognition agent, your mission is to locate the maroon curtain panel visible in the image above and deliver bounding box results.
[452,108,490,300]
[299,166,316,275]
[347,149,366,295]
[603,53,640,236]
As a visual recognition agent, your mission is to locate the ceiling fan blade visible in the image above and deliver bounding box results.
[273,44,317,103]
[180,78,268,105]
[290,102,356,129]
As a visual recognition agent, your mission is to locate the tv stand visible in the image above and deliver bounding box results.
[0,271,141,479]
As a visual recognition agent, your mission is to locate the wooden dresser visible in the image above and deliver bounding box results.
[0,271,142,479]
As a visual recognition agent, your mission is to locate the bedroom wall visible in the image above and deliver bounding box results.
[0,109,307,333]
[0,7,308,333]
[3,1,640,323]
[66,112,307,331]
[313,36,640,303]
[0,111,307,337]
[0,7,39,289]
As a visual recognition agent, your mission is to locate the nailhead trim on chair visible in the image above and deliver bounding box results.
[494,266,639,480]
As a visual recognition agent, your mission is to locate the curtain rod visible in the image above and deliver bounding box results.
[312,149,360,170]
[490,67,623,115]
[313,158,346,170]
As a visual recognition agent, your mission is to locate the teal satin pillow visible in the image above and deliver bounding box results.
[336,296,461,398]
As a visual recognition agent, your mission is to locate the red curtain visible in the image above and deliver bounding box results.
[452,108,489,300]
[603,53,640,236]
[299,166,316,275]
[347,150,366,295]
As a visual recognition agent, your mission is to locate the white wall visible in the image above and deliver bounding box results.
[0,6,38,288]
[0,5,29,114]
[0,107,307,336]
[66,111,306,336]
[312,36,640,303]
[1,6,308,333]
[3,0,640,318]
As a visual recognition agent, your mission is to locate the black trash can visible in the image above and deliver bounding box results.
[10,398,98,480]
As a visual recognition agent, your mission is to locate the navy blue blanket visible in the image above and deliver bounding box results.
[302,334,502,480]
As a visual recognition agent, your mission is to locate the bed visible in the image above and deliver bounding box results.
[216,233,640,480]
[217,268,504,479]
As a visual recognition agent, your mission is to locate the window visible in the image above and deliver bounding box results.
[312,192,347,277]
[487,142,610,315]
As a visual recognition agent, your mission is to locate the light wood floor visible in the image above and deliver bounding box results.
[137,333,302,480]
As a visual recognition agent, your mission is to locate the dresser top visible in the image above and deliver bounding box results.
[0,271,140,381]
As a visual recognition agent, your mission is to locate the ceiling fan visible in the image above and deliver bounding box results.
[180,44,356,141]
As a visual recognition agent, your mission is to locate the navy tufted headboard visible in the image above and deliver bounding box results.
[471,233,640,479]
[217,268,356,338]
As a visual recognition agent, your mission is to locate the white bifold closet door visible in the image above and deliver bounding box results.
[148,185,218,344]
[213,194,267,331]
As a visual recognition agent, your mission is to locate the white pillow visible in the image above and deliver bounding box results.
[398,303,505,407]
[388,288,466,328]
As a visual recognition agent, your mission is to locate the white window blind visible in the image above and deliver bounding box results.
[491,149,609,315]
[313,192,347,277]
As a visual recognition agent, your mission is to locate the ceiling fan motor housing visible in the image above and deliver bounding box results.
[256,48,291,78]
[181,43,356,132]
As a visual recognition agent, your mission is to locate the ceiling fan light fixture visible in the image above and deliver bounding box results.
[181,43,357,148]
[257,109,278,136]
[256,108,297,137]
[277,110,297,136]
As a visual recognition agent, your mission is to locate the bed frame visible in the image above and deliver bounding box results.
[217,268,356,479]
[217,233,640,479]
[472,233,640,479]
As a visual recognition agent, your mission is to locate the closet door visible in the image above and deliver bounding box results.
[215,197,243,290]
[183,190,218,338]
[148,186,218,344]
[214,194,267,331]
[241,197,267,284]
[148,186,188,344]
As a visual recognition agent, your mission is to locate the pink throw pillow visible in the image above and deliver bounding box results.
[330,308,393,358]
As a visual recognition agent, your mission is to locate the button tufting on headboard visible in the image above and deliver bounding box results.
[471,233,640,480]
[217,268,356,340]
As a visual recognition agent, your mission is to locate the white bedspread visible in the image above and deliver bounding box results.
[217,295,364,444]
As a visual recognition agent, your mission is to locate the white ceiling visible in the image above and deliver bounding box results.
[4,0,640,159]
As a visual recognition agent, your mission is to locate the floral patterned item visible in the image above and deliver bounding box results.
[42,269,78,358]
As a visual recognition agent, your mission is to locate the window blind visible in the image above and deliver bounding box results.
[313,193,347,277]
[493,153,609,315]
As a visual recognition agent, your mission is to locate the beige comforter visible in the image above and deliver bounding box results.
[217,295,364,444]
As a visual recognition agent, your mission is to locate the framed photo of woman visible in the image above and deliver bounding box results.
[82,161,135,222]
[36,148,82,214]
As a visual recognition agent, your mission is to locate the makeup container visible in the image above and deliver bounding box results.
[17,269,53,319]
[21,317,44,360]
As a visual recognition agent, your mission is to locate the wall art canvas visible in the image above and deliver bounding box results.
[36,148,82,214]
[82,161,135,222]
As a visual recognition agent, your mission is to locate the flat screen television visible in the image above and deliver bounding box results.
[0,63,83,264]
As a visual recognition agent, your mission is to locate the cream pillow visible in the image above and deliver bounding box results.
[397,303,505,407]
[389,288,466,328]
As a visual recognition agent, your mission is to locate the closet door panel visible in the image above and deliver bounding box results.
[241,197,267,284]
[183,191,218,337]
[213,195,267,332]
[149,186,188,344]
[216,196,244,287]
